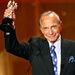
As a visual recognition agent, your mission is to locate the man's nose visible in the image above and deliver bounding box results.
[48,28,53,35]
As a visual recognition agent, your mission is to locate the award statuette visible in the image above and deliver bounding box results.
[7,0,18,18]
[7,0,17,10]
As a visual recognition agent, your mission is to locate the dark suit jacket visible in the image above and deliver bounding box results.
[4,33,75,75]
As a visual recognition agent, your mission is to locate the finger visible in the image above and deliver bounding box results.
[4,8,15,18]
[12,12,16,19]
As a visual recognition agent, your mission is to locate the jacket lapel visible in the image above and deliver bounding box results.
[40,39,54,75]
[60,38,69,75]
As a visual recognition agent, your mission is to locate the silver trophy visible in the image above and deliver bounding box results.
[7,0,18,18]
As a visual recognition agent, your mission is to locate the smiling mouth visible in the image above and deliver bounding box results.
[47,35,56,38]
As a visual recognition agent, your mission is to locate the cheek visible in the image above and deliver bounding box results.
[41,30,48,35]
[54,28,61,34]
[44,31,50,36]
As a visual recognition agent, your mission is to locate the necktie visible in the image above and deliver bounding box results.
[50,45,57,75]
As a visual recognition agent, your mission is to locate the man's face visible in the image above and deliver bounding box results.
[40,14,62,44]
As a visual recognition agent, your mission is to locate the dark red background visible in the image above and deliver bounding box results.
[0,0,75,75]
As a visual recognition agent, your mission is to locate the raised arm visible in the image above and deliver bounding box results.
[0,8,30,59]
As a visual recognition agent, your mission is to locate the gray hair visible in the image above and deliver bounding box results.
[39,11,61,27]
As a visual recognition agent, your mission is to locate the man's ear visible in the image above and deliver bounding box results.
[40,27,44,34]
[60,21,63,31]
[40,27,43,33]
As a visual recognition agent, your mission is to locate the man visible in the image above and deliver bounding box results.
[1,8,75,75]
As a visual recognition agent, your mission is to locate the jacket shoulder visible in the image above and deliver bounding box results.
[28,37,45,43]
[62,38,75,47]
[62,38,75,44]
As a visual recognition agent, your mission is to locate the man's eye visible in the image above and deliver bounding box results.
[52,25,57,28]
[43,27,48,29]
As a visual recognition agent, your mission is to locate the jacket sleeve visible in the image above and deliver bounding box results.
[2,18,30,60]
[4,30,30,60]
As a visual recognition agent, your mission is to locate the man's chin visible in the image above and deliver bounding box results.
[48,39,57,43]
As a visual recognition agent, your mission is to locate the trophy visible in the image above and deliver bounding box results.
[7,0,18,18]
[7,0,17,9]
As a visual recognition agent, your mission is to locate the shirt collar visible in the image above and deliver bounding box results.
[47,35,61,47]
[47,35,61,53]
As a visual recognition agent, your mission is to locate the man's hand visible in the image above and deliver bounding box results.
[4,8,15,19]
[4,8,16,26]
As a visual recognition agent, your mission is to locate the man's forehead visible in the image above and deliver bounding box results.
[41,15,60,26]
[41,14,58,22]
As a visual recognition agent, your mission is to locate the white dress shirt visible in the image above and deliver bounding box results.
[48,36,61,75]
